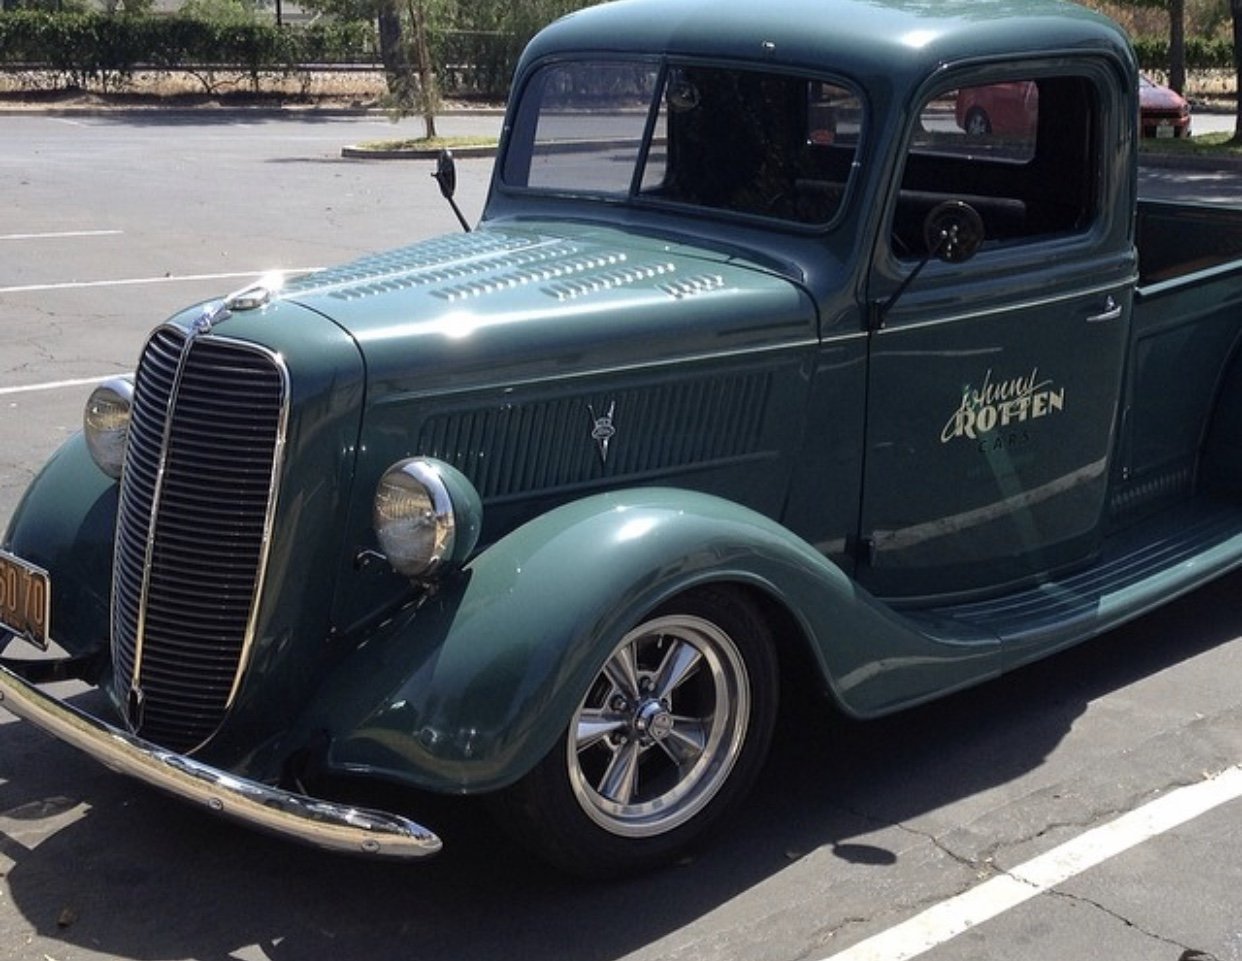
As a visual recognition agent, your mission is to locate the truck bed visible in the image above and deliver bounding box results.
[1137,199,1242,287]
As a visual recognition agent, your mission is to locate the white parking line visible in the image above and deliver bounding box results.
[0,268,321,296]
[0,230,123,241]
[824,765,1242,961]
[0,376,120,398]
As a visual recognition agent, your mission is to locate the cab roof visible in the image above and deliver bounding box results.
[518,0,1135,88]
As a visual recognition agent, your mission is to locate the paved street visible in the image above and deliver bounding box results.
[1,109,1242,961]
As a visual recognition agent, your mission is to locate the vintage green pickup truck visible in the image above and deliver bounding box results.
[4,0,1242,876]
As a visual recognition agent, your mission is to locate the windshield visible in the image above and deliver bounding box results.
[502,60,863,227]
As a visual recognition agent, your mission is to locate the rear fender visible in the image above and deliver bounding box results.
[301,488,1000,794]
[2,433,116,660]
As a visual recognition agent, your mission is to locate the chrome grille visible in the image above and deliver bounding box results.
[112,326,286,754]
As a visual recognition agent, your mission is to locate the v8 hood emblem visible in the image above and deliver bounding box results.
[588,401,617,466]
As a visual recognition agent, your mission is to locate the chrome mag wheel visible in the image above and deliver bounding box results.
[567,613,751,837]
[493,586,778,877]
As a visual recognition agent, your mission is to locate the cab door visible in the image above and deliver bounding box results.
[857,66,1135,599]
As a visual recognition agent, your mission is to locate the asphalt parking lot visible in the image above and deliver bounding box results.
[2,109,1242,961]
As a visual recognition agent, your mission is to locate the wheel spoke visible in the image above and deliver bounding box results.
[603,643,641,700]
[597,738,642,805]
[652,637,703,702]
[575,708,628,751]
[656,715,709,768]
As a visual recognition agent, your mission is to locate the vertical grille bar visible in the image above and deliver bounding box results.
[111,326,287,754]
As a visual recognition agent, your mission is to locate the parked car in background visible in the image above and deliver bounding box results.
[956,74,1190,139]
[955,80,1038,136]
[1139,73,1191,138]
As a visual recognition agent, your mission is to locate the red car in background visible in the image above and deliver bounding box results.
[955,81,1038,136]
[1139,74,1192,138]
[956,75,1191,138]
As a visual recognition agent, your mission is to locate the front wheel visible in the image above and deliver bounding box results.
[494,587,778,877]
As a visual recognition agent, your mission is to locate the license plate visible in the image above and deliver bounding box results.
[1156,122,1174,139]
[0,551,50,650]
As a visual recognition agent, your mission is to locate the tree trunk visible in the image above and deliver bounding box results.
[377,0,411,98]
[1169,0,1186,94]
[408,0,439,139]
[1234,0,1242,142]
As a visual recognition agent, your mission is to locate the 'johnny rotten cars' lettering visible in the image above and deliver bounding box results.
[941,368,1066,444]
[4,0,1242,877]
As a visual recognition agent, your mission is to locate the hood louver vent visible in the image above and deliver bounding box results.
[417,372,773,500]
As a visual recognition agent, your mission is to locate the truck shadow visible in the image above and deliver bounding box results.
[0,569,1239,961]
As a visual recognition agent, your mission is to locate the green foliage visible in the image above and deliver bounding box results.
[179,0,262,25]
[441,0,588,93]
[1132,32,1235,67]
[299,0,595,94]
[0,0,90,12]
[0,11,374,90]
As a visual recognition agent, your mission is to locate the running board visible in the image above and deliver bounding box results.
[923,498,1242,662]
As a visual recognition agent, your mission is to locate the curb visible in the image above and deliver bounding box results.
[1139,148,1242,171]
[341,143,497,160]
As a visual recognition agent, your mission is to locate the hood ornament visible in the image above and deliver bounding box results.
[193,299,229,337]
[191,271,285,338]
[588,401,617,466]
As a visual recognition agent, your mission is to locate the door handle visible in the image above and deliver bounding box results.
[1087,296,1123,323]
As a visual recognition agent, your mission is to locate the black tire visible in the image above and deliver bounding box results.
[492,586,779,878]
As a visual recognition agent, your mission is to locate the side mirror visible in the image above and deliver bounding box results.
[879,200,983,323]
[924,200,984,264]
[432,150,457,200]
[431,150,471,233]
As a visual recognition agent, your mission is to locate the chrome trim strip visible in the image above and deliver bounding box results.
[0,663,442,860]
[213,335,291,712]
[876,276,1138,334]
[112,324,177,698]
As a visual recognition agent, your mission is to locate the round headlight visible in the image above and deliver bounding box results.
[373,458,482,580]
[84,377,135,480]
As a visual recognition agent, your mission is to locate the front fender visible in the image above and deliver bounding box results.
[300,488,999,794]
[2,432,116,661]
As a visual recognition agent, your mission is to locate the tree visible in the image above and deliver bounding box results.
[1116,0,1187,92]
[406,0,438,136]
[302,0,440,134]
[1169,0,1186,92]
[1233,0,1242,140]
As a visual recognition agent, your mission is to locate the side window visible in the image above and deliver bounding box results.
[892,76,1099,259]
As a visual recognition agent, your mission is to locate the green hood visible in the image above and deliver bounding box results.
[280,222,817,399]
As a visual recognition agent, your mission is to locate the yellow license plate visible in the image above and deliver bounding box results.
[0,550,50,650]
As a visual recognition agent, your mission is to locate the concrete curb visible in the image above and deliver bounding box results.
[1139,148,1242,171]
[341,142,497,160]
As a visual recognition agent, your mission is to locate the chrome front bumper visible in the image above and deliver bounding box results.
[0,662,442,860]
